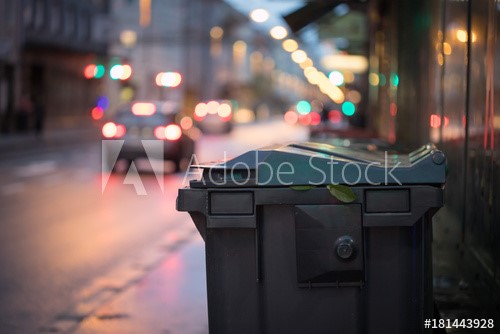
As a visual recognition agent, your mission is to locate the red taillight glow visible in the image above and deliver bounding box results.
[217,103,232,118]
[102,122,117,138]
[310,111,321,126]
[328,110,342,124]
[116,124,126,138]
[299,114,312,126]
[430,114,441,128]
[154,126,166,139]
[194,103,208,120]
[165,124,182,140]
[284,110,298,125]
[154,124,182,141]
[207,101,219,114]
[430,114,450,128]
[102,122,126,138]
[132,102,156,116]
[180,116,193,130]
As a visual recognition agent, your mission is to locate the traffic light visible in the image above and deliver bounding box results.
[110,64,132,80]
[84,64,105,79]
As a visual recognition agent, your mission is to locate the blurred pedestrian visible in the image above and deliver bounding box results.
[33,96,46,137]
[16,94,33,132]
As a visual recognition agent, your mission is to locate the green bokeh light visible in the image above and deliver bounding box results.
[342,101,355,116]
[391,74,399,87]
[94,65,105,79]
[296,100,311,115]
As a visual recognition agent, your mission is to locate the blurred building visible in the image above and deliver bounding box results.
[0,0,110,133]
[0,1,20,133]
[107,0,310,118]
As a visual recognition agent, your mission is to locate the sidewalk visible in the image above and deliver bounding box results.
[0,117,100,158]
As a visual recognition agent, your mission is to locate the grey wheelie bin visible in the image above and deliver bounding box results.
[177,142,446,334]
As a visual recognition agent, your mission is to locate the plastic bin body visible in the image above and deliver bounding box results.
[177,143,445,334]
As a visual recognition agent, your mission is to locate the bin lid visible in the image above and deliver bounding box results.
[190,142,446,188]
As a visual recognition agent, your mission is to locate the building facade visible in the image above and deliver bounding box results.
[0,0,110,133]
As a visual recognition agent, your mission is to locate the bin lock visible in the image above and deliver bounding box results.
[294,204,364,287]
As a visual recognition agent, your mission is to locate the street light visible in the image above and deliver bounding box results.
[110,64,132,80]
[291,50,307,64]
[270,26,288,40]
[155,72,182,87]
[250,9,269,23]
[282,39,298,52]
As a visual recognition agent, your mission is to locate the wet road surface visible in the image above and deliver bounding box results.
[0,120,308,333]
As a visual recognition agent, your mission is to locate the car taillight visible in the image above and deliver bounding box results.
[154,126,166,140]
[165,124,182,140]
[220,114,232,122]
[154,124,182,141]
[132,102,156,116]
[102,122,126,138]
[194,102,207,121]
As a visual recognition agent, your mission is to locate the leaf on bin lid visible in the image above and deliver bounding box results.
[327,184,356,203]
[290,185,317,191]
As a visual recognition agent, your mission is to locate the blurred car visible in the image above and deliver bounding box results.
[193,100,233,134]
[102,101,195,172]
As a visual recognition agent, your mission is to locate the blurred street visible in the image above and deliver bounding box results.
[1,0,500,332]
[0,120,308,333]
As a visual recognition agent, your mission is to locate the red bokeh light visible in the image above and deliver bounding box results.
[310,112,321,126]
[284,110,298,125]
[328,110,342,124]
[91,106,103,120]
[84,64,96,79]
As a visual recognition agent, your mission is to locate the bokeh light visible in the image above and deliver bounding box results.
[310,112,321,126]
[328,110,342,123]
[180,116,193,130]
[94,65,105,79]
[298,114,312,126]
[270,26,288,40]
[342,101,356,116]
[249,9,269,23]
[120,30,137,47]
[156,72,182,87]
[369,73,379,86]
[284,110,298,125]
[282,39,298,52]
[233,108,255,123]
[291,50,307,64]
[84,64,96,79]
[207,101,219,114]
[329,71,344,86]
[194,103,208,118]
[217,103,232,118]
[96,96,109,110]
[296,100,311,115]
[91,106,103,120]
[102,122,117,138]
[210,26,224,39]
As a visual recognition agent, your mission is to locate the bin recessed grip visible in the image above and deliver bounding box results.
[210,192,254,215]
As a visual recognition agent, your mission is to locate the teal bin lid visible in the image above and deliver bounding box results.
[190,142,446,188]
